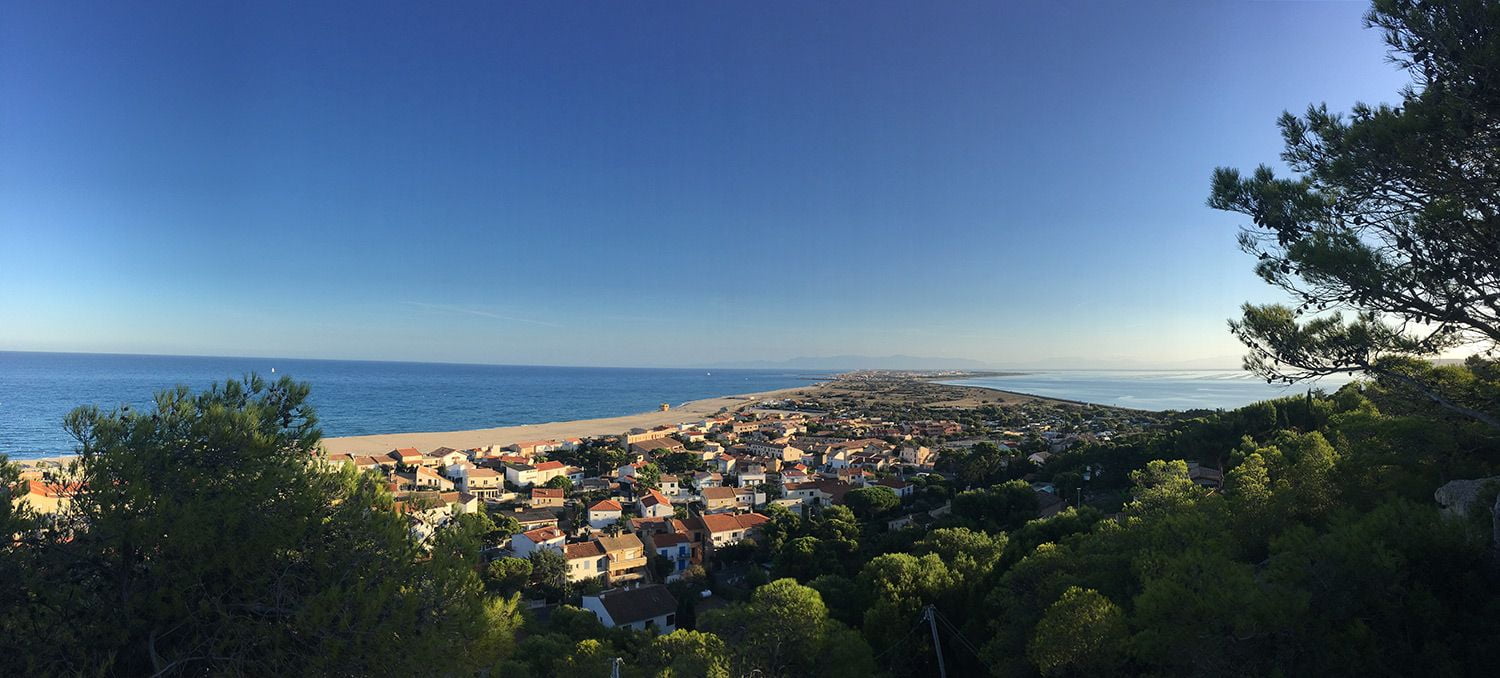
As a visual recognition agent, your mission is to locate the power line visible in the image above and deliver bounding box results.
[871,616,927,666]
[932,607,994,671]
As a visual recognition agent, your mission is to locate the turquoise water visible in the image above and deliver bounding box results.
[0,351,829,459]
[943,370,1355,412]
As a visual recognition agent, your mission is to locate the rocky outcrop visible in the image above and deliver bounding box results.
[1435,476,1500,571]
[1434,476,1500,518]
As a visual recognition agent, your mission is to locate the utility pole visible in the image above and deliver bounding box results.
[611,657,622,678]
[924,604,947,678]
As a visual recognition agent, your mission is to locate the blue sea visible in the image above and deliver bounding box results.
[0,352,831,459]
[943,370,1356,412]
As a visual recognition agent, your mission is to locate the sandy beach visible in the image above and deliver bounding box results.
[319,384,821,456]
[10,384,817,469]
[8,378,1074,469]
[8,378,1076,469]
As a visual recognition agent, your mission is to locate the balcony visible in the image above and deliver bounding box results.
[608,555,649,571]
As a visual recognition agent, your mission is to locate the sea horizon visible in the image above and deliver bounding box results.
[5,350,1345,460]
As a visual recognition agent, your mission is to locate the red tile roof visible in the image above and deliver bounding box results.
[564,540,606,559]
[590,499,623,512]
[520,526,564,543]
[639,489,672,507]
[701,487,737,501]
[26,480,83,498]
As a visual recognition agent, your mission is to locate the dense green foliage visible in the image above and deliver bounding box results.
[747,381,1500,677]
[0,377,518,676]
[3,6,1496,676]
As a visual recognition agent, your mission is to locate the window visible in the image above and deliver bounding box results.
[665,614,675,626]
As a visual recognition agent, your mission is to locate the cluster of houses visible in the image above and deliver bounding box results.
[12,402,1140,634]
[305,410,968,629]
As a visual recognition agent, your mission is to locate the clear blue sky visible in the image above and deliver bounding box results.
[0,1,1410,368]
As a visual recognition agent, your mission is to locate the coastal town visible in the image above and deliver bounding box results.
[9,371,1181,644]
[28,372,1167,638]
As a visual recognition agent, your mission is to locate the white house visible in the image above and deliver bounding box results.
[426,447,470,468]
[587,499,624,529]
[735,465,767,487]
[509,526,565,557]
[582,585,678,632]
[564,541,608,583]
[637,489,675,519]
[504,460,569,488]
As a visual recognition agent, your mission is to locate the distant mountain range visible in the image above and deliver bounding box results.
[708,354,1246,371]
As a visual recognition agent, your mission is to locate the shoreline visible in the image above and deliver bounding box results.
[10,378,1116,468]
[318,384,819,456]
[8,385,828,469]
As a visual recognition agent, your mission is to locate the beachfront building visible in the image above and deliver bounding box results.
[426,447,469,468]
[587,499,623,529]
[394,465,454,492]
[456,467,504,498]
[582,585,678,632]
[510,526,565,558]
[388,447,424,466]
[637,489,674,519]
[503,460,569,488]
[14,480,83,514]
[353,455,385,472]
[507,439,577,458]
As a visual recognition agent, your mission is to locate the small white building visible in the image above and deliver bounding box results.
[587,499,624,529]
[582,585,679,632]
[637,489,675,519]
[509,526,565,558]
